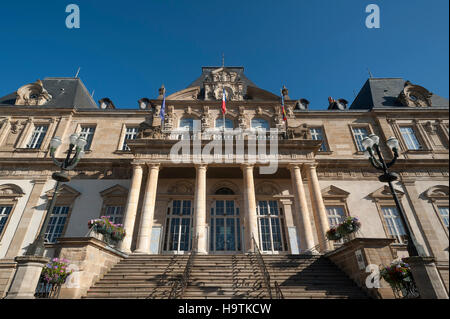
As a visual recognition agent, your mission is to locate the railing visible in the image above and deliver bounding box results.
[251,235,286,299]
[34,280,61,299]
[168,235,198,299]
[274,281,284,299]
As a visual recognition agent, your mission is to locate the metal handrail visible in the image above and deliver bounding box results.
[251,235,273,299]
[274,281,284,299]
[168,235,198,299]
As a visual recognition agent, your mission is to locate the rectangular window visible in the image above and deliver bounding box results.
[45,206,70,243]
[326,206,346,227]
[310,127,328,152]
[352,127,369,152]
[105,206,124,225]
[27,125,48,149]
[80,126,96,150]
[400,126,422,150]
[438,206,449,227]
[0,206,13,236]
[122,127,138,151]
[381,206,407,244]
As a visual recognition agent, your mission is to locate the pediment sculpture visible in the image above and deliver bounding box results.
[286,123,311,140]
[15,80,52,106]
[397,81,433,107]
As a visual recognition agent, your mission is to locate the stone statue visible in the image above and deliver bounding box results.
[287,123,311,140]
[138,116,165,139]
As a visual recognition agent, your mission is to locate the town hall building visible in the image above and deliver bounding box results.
[0,66,448,299]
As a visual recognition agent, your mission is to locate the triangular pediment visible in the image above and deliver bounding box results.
[100,184,129,198]
[321,185,350,199]
[46,184,81,199]
[369,185,404,199]
[424,185,449,200]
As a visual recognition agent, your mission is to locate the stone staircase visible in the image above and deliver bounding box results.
[265,255,368,299]
[84,255,189,299]
[84,254,368,299]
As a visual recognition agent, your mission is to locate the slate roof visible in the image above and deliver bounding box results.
[350,78,449,110]
[0,77,98,109]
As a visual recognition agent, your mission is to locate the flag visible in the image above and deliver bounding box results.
[221,88,227,115]
[160,90,166,121]
[281,93,287,122]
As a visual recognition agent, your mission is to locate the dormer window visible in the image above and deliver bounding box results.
[98,98,115,109]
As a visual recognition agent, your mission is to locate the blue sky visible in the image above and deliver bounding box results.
[0,0,448,110]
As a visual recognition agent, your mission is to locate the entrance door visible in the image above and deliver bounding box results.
[257,200,287,253]
[210,200,242,253]
[163,200,192,253]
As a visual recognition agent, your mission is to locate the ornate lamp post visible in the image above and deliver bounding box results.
[25,134,86,256]
[362,134,419,257]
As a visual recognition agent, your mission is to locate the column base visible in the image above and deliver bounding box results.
[403,256,449,299]
[5,256,49,299]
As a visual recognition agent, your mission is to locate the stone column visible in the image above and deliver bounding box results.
[242,164,259,252]
[134,164,160,254]
[5,256,49,299]
[306,164,332,252]
[194,165,208,254]
[119,164,144,253]
[289,164,315,252]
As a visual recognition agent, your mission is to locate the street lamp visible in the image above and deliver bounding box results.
[25,134,86,256]
[362,134,419,257]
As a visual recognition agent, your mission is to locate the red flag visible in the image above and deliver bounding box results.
[222,88,227,114]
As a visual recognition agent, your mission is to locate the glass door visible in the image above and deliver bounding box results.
[210,200,242,253]
[257,200,287,253]
[163,200,193,253]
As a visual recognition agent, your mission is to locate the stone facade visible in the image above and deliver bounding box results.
[0,67,448,298]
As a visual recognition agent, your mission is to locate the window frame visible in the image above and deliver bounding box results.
[309,126,330,152]
[121,126,139,151]
[26,124,49,149]
[349,124,373,153]
[399,125,423,151]
[0,184,24,242]
[379,205,408,244]
[424,185,449,237]
[256,199,288,253]
[78,125,97,151]
[42,184,80,244]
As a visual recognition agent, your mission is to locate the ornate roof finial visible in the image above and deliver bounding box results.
[281,85,290,100]
[157,84,166,100]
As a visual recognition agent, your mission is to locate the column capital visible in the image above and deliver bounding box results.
[240,163,254,171]
[195,164,208,171]
[131,163,144,170]
[287,163,301,171]
[305,163,318,170]
[146,163,161,170]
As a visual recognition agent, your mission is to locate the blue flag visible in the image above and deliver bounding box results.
[159,91,166,121]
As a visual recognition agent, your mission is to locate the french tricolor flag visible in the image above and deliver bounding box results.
[221,88,227,115]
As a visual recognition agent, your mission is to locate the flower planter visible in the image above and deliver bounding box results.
[380,260,420,299]
[87,216,125,248]
[326,217,361,242]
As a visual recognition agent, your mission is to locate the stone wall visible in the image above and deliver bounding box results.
[325,238,397,299]
[49,237,126,299]
[0,259,16,298]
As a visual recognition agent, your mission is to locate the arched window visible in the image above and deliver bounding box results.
[251,118,269,130]
[179,118,194,131]
[215,118,234,130]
